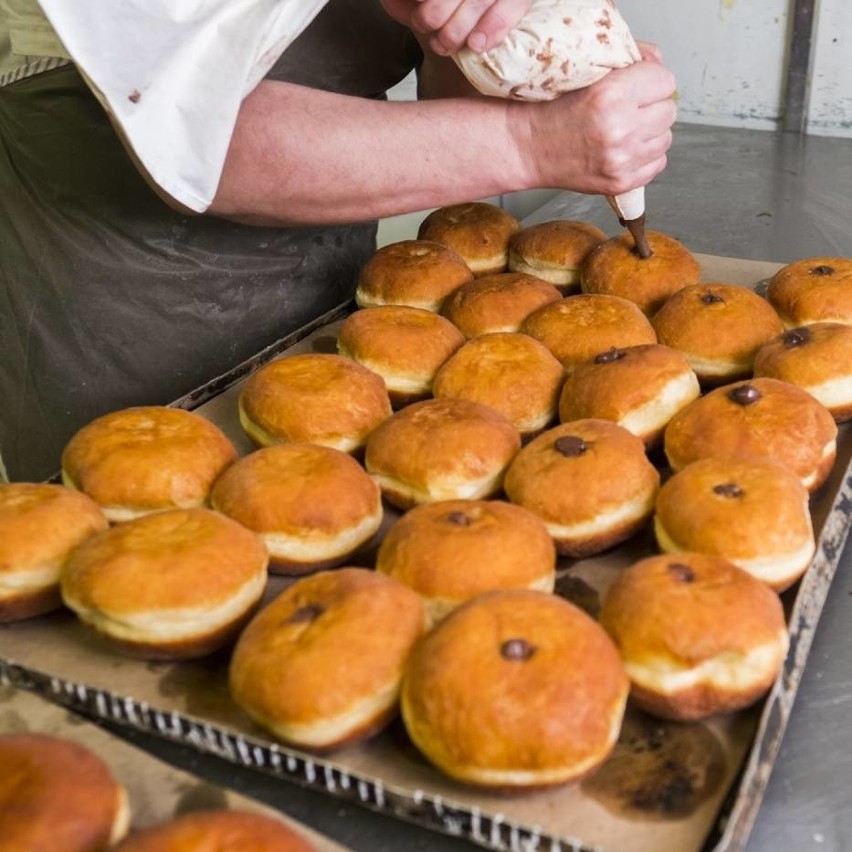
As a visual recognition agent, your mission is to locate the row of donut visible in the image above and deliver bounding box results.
[1,205,847,793]
[0,467,792,792]
[0,732,316,851]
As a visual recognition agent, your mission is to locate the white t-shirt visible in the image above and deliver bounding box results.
[10,1,331,212]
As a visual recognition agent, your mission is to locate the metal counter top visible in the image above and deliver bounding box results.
[82,123,852,852]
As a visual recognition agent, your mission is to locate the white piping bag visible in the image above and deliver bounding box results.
[454,0,653,258]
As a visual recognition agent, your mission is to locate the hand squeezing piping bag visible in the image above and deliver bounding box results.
[453,0,654,258]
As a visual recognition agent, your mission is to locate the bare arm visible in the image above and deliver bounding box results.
[210,60,676,227]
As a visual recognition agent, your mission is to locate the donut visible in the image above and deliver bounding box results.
[238,353,391,454]
[651,283,784,385]
[521,293,657,373]
[115,810,315,851]
[663,377,838,492]
[765,256,852,327]
[753,322,852,422]
[600,553,789,720]
[432,332,565,437]
[507,219,608,293]
[558,344,700,448]
[0,732,129,851]
[355,239,473,311]
[229,568,426,751]
[580,230,701,316]
[0,483,107,622]
[504,419,660,557]
[210,444,382,575]
[417,201,520,276]
[401,589,629,789]
[654,457,815,591]
[440,272,562,338]
[375,500,556,623]
[364,398,521,509]
[337,305,465,407]
[61,507,269,660]
[61,406,238,523]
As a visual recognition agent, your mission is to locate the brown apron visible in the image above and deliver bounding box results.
[0,1,420,481]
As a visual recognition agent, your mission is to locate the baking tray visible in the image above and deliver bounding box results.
[1,254,850,852]
[0,684,347,850]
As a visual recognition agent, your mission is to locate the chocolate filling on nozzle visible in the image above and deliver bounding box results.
[667,563,695,583]
[445,511,472,526]
[595,347,627,364]
[287,603,324,624]
[623,213,653,259]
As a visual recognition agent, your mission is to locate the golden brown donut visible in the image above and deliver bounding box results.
[581,230,701,316]
[440,271,562,338]
[375,500,556,623]
[600,553,789,721]
[115,810,316,852]
[663,377,838,492]
[238,353,391,454]
[229,568,426,751]
[654,457,815,591]
[337,305,465,407]
[520,293,657,373]
[61,406,238,523]
[432,332,565,437]
[417,202,520,276]
[504,419,660,557]
[401,589,629,789]
[0,483,107,622]
[651,283,784,385]
[765,256,852,327]
[355,239,474,311]
[210,444,382,575]
[753,322,852,422]
[364,398,521,509]
[507,219,608,292]
[558,344,700,448]
[61,507,268,660]
[0,732,130,851]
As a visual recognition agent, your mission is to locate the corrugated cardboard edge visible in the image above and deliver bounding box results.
[0,657,596,852]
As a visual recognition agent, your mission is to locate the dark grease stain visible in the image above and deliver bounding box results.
[0,709,29,733]
[582,711,726,821]
[174,782,230,817]
[554,574,601,619]
[156,656,235,721]
[311,334,338,353]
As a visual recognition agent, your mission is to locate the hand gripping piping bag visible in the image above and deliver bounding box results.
[453,0,654,257]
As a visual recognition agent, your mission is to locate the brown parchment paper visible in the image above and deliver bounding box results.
[0,686,346,850]
[1,255,851,852]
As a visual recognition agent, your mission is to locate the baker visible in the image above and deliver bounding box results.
[0,0,676,482]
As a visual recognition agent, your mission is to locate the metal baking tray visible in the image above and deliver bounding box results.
[2,254,851,852]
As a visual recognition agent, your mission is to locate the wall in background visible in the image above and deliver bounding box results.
[619,0,851,138]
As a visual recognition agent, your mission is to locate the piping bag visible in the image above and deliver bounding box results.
[453,0,653,258]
